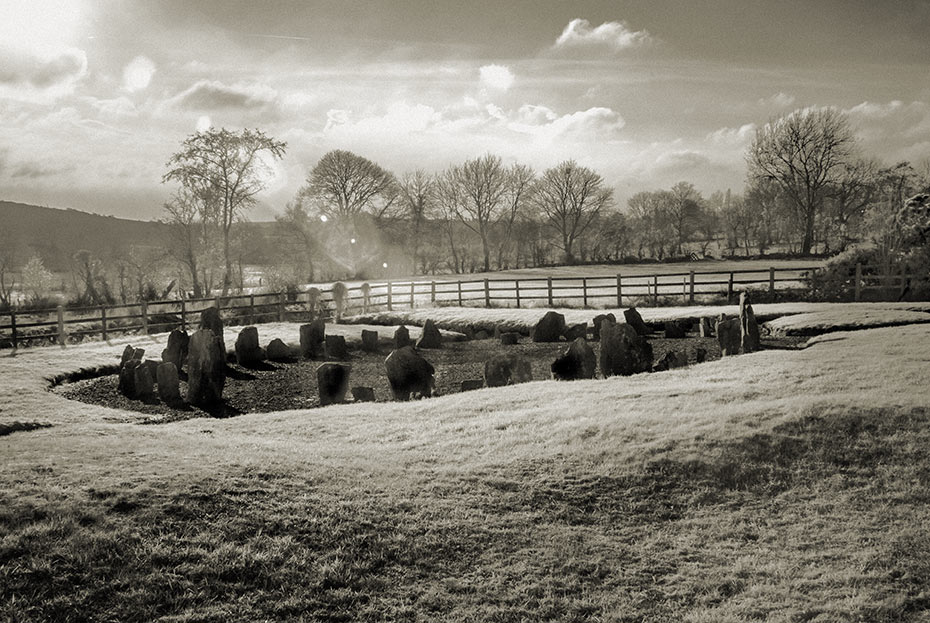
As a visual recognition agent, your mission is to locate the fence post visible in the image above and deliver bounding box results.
[854,263,862,302]
[457,280,463,307]
[484,279,490,308]
[387,281,393,311]
[180,299,187,332]
[653,275,659,306]
[57,305,66,348]
[689,270,695,304]
[683,276,688,303]
[214,295,221,310]
[101,306,108,341]
[249,293,255,324]
[278,292,285,321]
[140,301,149,335]
[10,310,17,351]
[515,280,521,308]
[547,277,553,307]
[616,274,622,308]
[727,272,734,303]
[769,267,775,294]
[582,278,588,308]
[431,281,436,304]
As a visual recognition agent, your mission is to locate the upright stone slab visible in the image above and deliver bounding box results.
[484,355,533,387]
[394,325,413,349]
[265,338,293,361]
[563,323,588,342]
[654,351,689,371]
[161,329,190,370]
[299,318,325,359]
[551,338,597,381]
[351,386,375,402]
[120,344,136,368]
[500,332,520,346]
[416,319,443,349]
[316,363,350,406]
[591,314,616,341]
[739,292,761,353]
[460,379,484,391]
[623,308,650,336]
[199,306,224,351]
[600,321,653,377]
[698,317,714,338]
[325,334,348,360]
[531,311,566,342]
[385,346,434,401]
[187,328,226,406]
[664,321,687,339]
[134,364,155,401]
[360,329,379,353]
[118,358,141,398]
[156,362,181,405]
[716,318,742,356]
[235,326,264,366]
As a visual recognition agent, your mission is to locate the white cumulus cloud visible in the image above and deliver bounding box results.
[479,64,515,91]
[554,19,653,52]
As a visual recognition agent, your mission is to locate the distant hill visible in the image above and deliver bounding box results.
[0,201,169,271]
[0,201,275,271]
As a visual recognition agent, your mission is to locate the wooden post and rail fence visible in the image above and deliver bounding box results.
[0,263,921,350]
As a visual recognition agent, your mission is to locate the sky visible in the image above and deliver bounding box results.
[0,0,928,221]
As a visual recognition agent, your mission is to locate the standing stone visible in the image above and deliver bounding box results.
[740,292,761,353]
[235,326,264,366]
[266,338,294,361]
[156,362,181,405]
[161,329,190,370]
[385,346,434,400]
[316,363,350,406]
[623,308,651,336]
[664,321,687,339]
[325,334,348,360]
[460,379,484,391]
[120,344,136,368]
[654,351,689,372]
[551,338,597,381]
[299,318,325,359]
[484,355,533,387]
[394,325,413,349]
[199,306,224,351]
[716,318,742,356]
[698,317,714,338]
[361,329,379,352]
[474,330,490,340]
[187,328,226,406]
[500,332,520,346]
[417,319,443,349]
[118,358,141,398]
[591,314,616,340]
[600,322,653,377]
[694,348,707,363]
[563,323,588,342]
[531,311,566,342]
[351,386,376,402]
[134,364,155,401]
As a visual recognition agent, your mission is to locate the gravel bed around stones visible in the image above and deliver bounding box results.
[54,333,807,424]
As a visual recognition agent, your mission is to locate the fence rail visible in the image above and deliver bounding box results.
[0,263,921,350]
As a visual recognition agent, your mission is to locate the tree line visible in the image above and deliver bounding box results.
[3,106,928,308]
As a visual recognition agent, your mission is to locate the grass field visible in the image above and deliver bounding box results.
[2,311,930,621]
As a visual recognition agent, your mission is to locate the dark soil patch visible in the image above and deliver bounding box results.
[54,332,806,422]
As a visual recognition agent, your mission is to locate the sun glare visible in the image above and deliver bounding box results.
[0,0,85,54]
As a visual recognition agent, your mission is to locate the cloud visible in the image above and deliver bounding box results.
[479,64,515,91]
[553,19,654,52]
[122,56,156,92]
[86,96,137,116]
[843,100,930,162]
[758,92,795,108]
[0,45,86,93]
[509,106,626,142]
[706,123,757,147]
[10,160,74,179]
[171,80,278,110]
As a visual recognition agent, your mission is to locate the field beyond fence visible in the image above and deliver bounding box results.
[0,262,922,349]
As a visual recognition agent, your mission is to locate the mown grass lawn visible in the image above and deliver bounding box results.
[2,320,929,621]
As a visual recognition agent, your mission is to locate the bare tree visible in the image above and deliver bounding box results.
[747,107,855,254]
[397,170,435,274]
[437,154,533,272]
[0,231,19,308]
[665,181,703,256]
[533,161,612,263]
[299,150,397,227]
[824,159,880,252]
[273,202,321,283]
[163,127,286,296]
[162,189,217,298]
